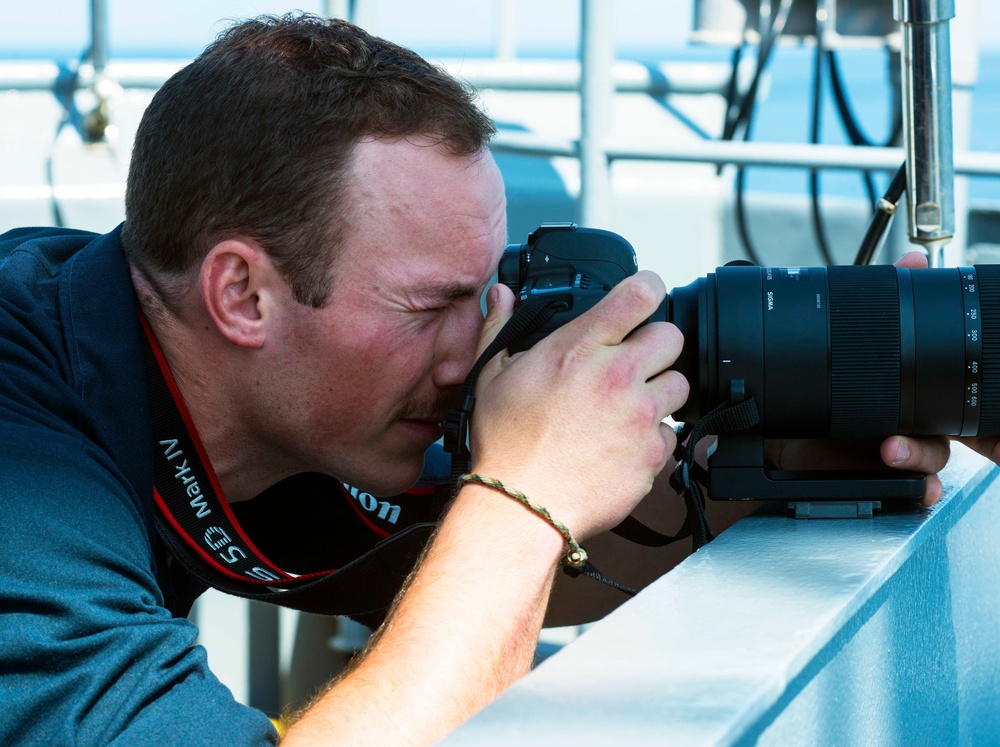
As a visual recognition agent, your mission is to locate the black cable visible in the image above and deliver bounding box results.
[734,160,763,266]
[46,46,99,228]
[44,127,68,228]
[808,2,836,267]
[827,47,902,149]
[730,1,901,268]
[722,0,795,143]
[720,44,745,142]
[46,64,82,229]
[716,44,746,175]
[731,0,796,265]
[827,45,903,209]
[853,162,907,265]
[828,50,879,208]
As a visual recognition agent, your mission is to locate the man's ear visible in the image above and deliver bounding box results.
[199,239,278,349]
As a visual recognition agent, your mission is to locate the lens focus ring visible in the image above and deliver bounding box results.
[976,264,1000,435]
[828,266,901,438]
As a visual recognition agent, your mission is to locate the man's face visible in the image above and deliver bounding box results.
[264,138,507,495]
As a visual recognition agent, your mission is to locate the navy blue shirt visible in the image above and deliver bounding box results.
[0,227,278,745]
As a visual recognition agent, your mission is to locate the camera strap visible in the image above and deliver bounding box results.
[579,396,761,577]
[667,396,761,549]
[442,297,758,596]
[139,311,445,624]
[444,296,767,593]
[443,295,562,485]
[443,297,640,591]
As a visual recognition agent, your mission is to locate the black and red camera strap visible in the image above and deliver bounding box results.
[139,311,444,622]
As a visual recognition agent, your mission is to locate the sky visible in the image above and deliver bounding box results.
[1,0,997,62]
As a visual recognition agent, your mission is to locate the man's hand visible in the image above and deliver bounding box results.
[283,271,690,746]
[471,271,689,540]
[769,435,950,506]
[883,250,949,505]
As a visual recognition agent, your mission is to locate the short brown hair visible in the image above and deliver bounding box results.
[122,13,495,307]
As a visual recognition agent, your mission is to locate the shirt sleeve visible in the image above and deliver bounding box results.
[0,426,279,747]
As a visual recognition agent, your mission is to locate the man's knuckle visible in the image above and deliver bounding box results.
[617,276,657,311]
[665,370,690,400]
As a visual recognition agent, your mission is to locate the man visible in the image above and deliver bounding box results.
[0,13,960,747]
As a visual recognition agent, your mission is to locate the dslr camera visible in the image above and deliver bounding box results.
[499,223,1000,502]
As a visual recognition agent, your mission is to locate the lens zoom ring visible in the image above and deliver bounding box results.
[828,266,900,438]
[976,264,1000,435]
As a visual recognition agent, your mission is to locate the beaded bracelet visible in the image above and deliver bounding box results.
[457,473,588,568]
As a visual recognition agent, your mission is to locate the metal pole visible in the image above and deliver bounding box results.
[579,0,614,228]
[495,0,517,60]
[82,0,113,143]
[324,0,352,20]
[90,0,108,76]
[490,133,1000,178]
[0,58,742,96]
[945,0,979,266]
[894,0,956,265]
[352,0,378,32]
[247,603,280,717]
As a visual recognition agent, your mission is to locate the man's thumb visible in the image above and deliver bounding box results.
[476,283,515,360]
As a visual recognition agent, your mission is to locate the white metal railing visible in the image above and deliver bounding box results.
[491,133,1000,178]
[443,446,1000,746]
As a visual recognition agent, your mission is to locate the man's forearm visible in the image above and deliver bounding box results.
[282,484,565,746]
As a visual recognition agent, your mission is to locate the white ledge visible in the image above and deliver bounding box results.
[443,444,1000,746]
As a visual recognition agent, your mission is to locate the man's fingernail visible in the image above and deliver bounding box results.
[893,441,910,465]
[486,287,499,310]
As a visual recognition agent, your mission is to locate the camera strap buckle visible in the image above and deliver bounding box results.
[606,392,762,558]
[443,394,475,467]
[669,392,762,549]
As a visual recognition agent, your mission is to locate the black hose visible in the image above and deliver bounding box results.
[827,46,903,209]
[716,44,746,175]
[827,47,902,149]
[808,4,836,266]
[722,0,795,143]
[731,0,796,265]
[734,160,764,267]
[853,162,907,265]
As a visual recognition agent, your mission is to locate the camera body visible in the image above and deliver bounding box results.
[498,223,643,351]
[501,223,1000,502]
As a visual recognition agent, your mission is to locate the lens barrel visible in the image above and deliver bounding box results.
[668,265,1000,439]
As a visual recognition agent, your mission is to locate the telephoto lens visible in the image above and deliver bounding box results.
[668,264,1000,440]
[497,224,1000,501]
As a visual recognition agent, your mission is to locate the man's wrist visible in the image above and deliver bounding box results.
[457,473,587,568]
[450,480,568,571]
